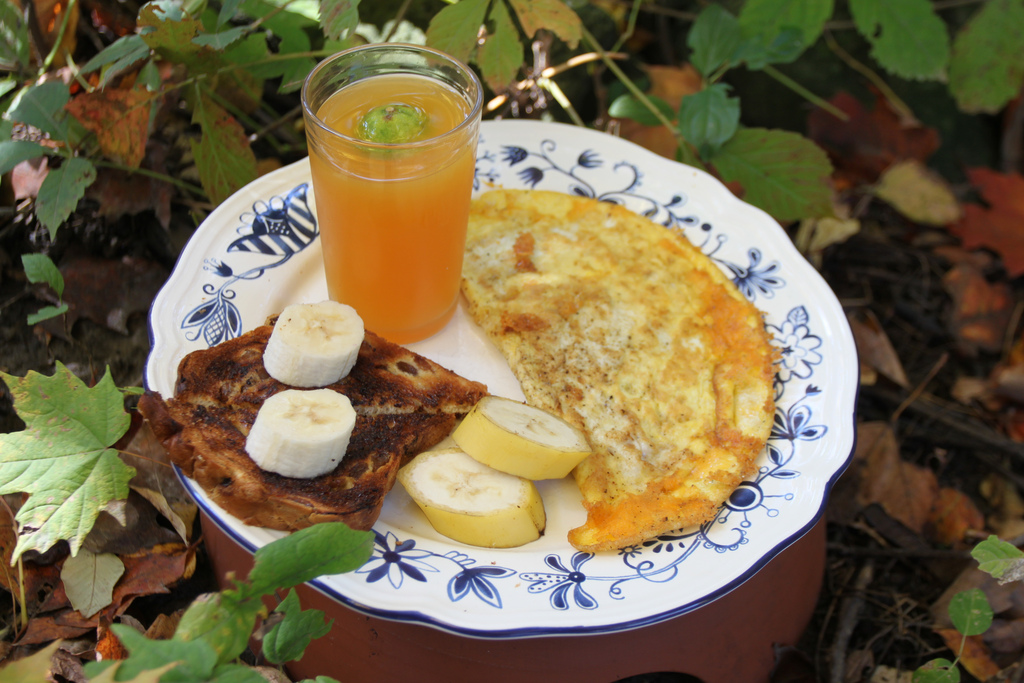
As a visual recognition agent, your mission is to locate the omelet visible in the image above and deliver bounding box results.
[461,190,776,552]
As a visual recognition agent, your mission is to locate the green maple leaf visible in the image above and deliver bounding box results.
[0,362,135,562]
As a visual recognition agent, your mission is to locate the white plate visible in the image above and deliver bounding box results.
[145,119,857,638]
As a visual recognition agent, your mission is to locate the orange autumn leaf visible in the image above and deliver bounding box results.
[65,87,151,168]
[942,261,1015,355]
[935,629,1001,681]
[925,487,985,547]
[950,168,1024,278]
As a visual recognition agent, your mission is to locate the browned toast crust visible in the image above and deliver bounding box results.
[140,325,487,531]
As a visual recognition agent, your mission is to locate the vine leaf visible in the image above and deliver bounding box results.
[35,157,97,239]
[848,0,950,81]
[426,0,489,63]
[0,363,135,563]
[708,127,834,221]
[508,0,582,48]
[190,90,257,206]
[948,0,1024,114]
[477,0,523,91]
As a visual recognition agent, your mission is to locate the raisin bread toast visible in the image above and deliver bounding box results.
[139,323,487,532]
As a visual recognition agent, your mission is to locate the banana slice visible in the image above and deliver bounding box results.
[452,396,592,480]
[398,448,546,548]
[245,388,357,478]
[263,300,364,387]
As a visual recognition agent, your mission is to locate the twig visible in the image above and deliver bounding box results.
[822,29,915,124]
[865,384,1024,460]
[890,352,948,424]
[830,560,875,683]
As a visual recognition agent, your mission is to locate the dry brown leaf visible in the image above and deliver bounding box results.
[925,486,985,547]
[942,262,1014,355]
[807,90,940,188]
[856,421,938,534]
[848,311,910,388]
[935,629,1001,681]
[874,159,962,226]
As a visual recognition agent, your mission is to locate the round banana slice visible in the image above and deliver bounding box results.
[451,396,592,480]
[263,300,364,387]
[397,448,546,548]
[245,388,356,478]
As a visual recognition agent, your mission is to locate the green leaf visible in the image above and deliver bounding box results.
[709,128,834,222]
[608,93,674,127]
[217,0,243,27]
[738,0,832,48]
[6,81,70,141]
[477,0,523,90]
[61,549,125,618]
[972,534,1024,580]
[245,522,374,598]
[35,157,97,239]
[734,25,805,70]
[0,0,30,71]
[80,34,152,88]
[0,139,48,176]
[262,589,333,664]
[108,624,219,682]
[849,0,950,81]
[207,664,268,683]
[192,25,247,49]
[189,91,257,205]
[949,0,1024,114]
[913,659,960,683]
[21,252,64,297]
[426,0,489,63]
[319,0,360,42]
[238,0,319,91]
[949,587,993,636]
[688,4,743,77]
[26,304,69,325]
[678,83,740,156]
[508,0,582,48]
[0,363,135,562]
[174,592,266,665]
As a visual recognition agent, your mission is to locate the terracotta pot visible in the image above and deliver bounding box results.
[201,513,825,683]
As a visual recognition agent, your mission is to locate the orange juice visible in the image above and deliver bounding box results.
[303,49,482,344]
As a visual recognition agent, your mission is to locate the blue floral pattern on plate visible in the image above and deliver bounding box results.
[148,119,857,638]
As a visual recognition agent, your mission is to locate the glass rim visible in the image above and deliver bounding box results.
[301,42,484,150]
